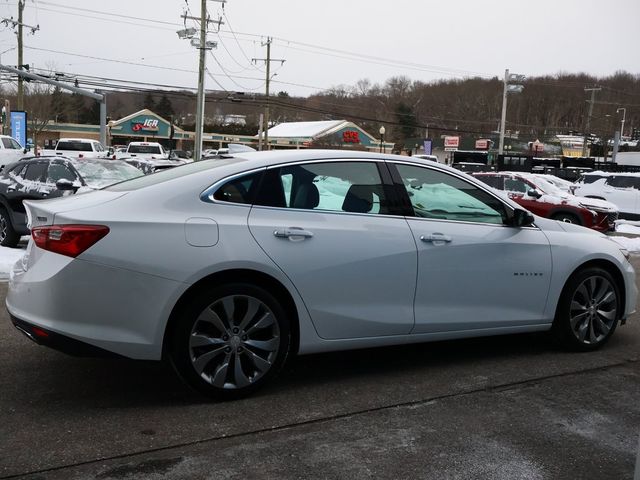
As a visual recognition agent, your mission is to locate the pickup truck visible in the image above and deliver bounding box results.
[0,135,31,169]
[42,138,108,159]
[122,142,169,160]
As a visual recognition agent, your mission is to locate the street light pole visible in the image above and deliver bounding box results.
[379,126,385,153]
[498,69,525,155]
[617,107,627,138]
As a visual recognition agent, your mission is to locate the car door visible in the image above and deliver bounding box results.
[248,160,417,340]
[389,161,553,334]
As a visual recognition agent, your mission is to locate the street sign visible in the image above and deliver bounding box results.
[475,139,490,150]
[444,147,457,152]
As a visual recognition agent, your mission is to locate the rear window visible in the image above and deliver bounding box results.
[128,145,162,154]
[106,159,224,191]
[56,141,93,152]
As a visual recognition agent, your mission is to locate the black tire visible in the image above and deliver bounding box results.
[0,207,20,248]
[169,283,291,400]
[552,212,581,225]
[550,267,620,351]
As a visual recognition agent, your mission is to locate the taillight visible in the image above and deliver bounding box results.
[32,225,109,258]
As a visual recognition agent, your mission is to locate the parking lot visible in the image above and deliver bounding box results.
[1,259,639,480]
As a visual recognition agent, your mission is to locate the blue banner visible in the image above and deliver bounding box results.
[423,139,432,155]
[10,111,26,148]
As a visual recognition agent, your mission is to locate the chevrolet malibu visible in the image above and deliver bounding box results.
[6,151,637,399]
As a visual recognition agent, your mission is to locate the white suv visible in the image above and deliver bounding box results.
[574,172,640,219]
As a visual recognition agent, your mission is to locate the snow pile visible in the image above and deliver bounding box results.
[0,242,27,280]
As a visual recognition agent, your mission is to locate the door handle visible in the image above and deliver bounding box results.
[274,227,314,239]
[420,233,452,243]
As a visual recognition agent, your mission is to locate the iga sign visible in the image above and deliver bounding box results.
[131,118,160,132]
[342,130,360,144]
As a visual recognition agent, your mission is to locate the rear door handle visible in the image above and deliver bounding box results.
[420,233,452,243]
[274,227,314,239]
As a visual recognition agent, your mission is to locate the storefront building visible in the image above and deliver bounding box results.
[39,110,393,152]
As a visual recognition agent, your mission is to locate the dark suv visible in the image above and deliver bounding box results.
[0,156,142,247]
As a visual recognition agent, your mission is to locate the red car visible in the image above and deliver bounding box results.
[473,172,618,232]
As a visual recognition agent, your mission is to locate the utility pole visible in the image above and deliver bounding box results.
[498,69,525,155]
[1,0,39,111]
[178,1,223,161]
[253,38,285,151]
[17,0,23,110]
[582,87,601,157]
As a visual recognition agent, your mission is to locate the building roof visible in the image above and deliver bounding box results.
[264,120,345,139]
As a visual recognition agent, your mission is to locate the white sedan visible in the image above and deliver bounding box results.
[6,151,638,399]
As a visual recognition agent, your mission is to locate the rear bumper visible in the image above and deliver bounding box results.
[11,315,123,357]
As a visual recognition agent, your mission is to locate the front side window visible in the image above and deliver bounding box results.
[47,163,78,184]
[256,161,389,214]
[396,164,507,224]
[504,177,530,193]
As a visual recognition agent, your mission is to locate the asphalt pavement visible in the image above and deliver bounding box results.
[1,258,640,480]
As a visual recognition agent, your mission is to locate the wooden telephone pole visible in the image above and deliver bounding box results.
[253,38,285,150]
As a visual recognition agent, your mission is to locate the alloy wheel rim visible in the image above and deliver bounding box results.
[569,275,617,345]
[189,295,280,389]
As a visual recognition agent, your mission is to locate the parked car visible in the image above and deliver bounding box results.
[0,156,142,247]
[7,151,637,399]
[124,156,185,175]
[573,171,640,220]
[0,135,31,170]
[474,171,617,232]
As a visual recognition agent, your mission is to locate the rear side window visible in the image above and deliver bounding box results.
[607,176,637,188]
[579,175,606,184]
[212,171,262,205]
[23,163,47,182]
[475,175,504,190]
[56,141,93,152]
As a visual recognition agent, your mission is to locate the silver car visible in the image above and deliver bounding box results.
[6,151,637,399]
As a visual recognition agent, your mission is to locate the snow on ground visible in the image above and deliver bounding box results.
[0,239,28,280]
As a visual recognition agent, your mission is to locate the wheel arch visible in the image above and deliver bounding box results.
[557,259,626,319]
[162,268,301,358]
[549,208,584,225]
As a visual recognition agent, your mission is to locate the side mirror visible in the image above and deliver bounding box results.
[511,208,535,227]
[23,148,28,154]
[56,179,76,191]
[527,188,542,199]
[107,147,114,155]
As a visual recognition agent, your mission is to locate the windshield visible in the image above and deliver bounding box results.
[128,145,162,154]
[72,160,144,188]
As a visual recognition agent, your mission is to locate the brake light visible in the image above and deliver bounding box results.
[32,225,109,257]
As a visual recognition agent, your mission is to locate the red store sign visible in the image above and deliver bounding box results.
[342,130,360,144]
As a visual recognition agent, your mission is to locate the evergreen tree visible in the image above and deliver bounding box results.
[155,94,174,119]
[142,92,156,111]
[68,93,86,123]
[50,86,68,123]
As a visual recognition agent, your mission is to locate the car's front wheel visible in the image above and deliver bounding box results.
[0,207,19,247]
[169,283,291,399]
[551,267,620,351]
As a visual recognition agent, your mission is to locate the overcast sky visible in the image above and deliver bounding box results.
[0,0,638,97]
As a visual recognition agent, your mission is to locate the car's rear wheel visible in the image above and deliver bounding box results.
[552,212,581,225]
[0,207,19,247]
[169,283,291,399]
[551,267,620,351]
